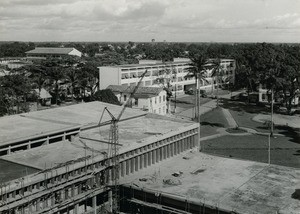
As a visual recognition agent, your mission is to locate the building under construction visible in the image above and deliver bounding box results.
[0,101,200,213]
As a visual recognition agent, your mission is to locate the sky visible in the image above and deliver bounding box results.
[0,0,300,43]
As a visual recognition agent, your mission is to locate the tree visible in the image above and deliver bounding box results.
[42,59,66,105]
[187,52,208,119]
[93,89,121,105]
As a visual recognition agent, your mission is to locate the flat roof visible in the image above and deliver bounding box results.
[2,113,195,171]
[121,151,300,214]
[99,61,191,69]
[0,101,148,146]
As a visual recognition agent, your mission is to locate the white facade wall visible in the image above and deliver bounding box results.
[113,90,167,115]
[99,67,121,89]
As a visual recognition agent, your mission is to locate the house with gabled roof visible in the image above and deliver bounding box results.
[26,47,82,60]
[107,85,167,115]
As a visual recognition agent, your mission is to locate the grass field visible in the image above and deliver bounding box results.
[202,134,300,168]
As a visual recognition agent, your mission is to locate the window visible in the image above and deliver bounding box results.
[262,94,266,101]
[124,95,127,101]
[155,97,157,104]
[135,99,138,106]
[159,108,161,114]
[163,95,166,102]
[159,96,161,103]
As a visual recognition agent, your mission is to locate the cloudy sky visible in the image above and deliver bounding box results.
[0,0,300,43]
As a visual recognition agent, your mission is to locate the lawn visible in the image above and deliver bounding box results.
[200,107,229,137]
[202,134,300,168]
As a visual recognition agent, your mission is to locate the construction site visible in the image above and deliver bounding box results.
[0,71,299,214]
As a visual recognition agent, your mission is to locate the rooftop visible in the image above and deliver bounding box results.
[99,60,191,69]
[121,151,300,214]
[0,101,147,146]
[25,47,77,55]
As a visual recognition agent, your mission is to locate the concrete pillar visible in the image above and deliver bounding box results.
[120,161,125,177]
[27,142,31,150]
[92,196,97,214]
[152,150,155,164]
[174,142,177,155]
[36,198,40,211]
[126,160,130,175]
[46,136,49,145]
[135,157,139,171]
[156,149,160,162]
[74,203,79,214]
[63,132,66,141]
[148,151,151,166]
[78,184,82,194]
[167,145,170,158]
[144,153,148,168]
[140,155,143,169]
[8,146,11,155]
[130,159,134,173]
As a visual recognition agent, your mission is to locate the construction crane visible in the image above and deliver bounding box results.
[98,69,148,213]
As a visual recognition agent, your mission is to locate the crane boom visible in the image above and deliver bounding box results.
[116,70,148,121]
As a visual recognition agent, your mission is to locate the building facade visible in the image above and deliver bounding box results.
[107,85,167,115]
[99,58,194,94]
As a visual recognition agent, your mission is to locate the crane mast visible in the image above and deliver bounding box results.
[100,70,148,213]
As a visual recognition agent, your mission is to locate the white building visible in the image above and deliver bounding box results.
[99,58,194,94]
[107,85,167,115]
[99,58,236,95]
[26,47,82,60]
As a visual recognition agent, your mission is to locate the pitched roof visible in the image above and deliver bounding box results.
[107,85,164,98]
[34,88,52,99]
[26,47,75,55]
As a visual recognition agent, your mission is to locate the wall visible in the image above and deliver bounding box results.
[99,67,120,90]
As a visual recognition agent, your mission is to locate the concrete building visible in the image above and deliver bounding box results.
[0,101,199,213]
[99,58,236,96]
[99,58,194,94]
[26,47,82,60]
[107,85,167,115]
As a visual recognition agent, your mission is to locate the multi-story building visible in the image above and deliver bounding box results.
[0,101,199,213]
[26,47,82,60]
[107,85,167,115]
[99,58,194,94]
[99,58,236,96]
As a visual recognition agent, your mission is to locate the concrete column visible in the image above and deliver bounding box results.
[92,196,97,214]
[36,199,40,211]
[139,155,143,169]
[144,153,148,168]
[130,159,134,173]
[135,157,139,171]
[74,203,79,214]
[174,142,178,155]
[167,145,170,158]
[8,146,11,155]
[63,132,66,141]
[152,151,155,164]
[78,184,82,194]
[120,161,125,177]
[27,142,31,150]
[126,160,130,175]
[156,149,160,162]
[46,136,49,145]
[148,151,151,166]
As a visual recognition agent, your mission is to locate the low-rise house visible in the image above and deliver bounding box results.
[26,47,82,60]
[107,85,167,115]
[33,88,52,106]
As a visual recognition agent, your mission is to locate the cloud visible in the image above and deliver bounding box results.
[0,0,299,42]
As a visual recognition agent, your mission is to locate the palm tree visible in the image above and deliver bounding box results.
[187,53,208,120]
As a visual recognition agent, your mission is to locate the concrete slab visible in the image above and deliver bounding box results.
[0,101,147,146]
[121,151,300,214]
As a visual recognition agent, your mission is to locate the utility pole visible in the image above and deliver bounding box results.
[271,88,274,137]
[197,73,201,151]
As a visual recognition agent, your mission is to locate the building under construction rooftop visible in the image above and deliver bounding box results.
[0,101,199,213]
